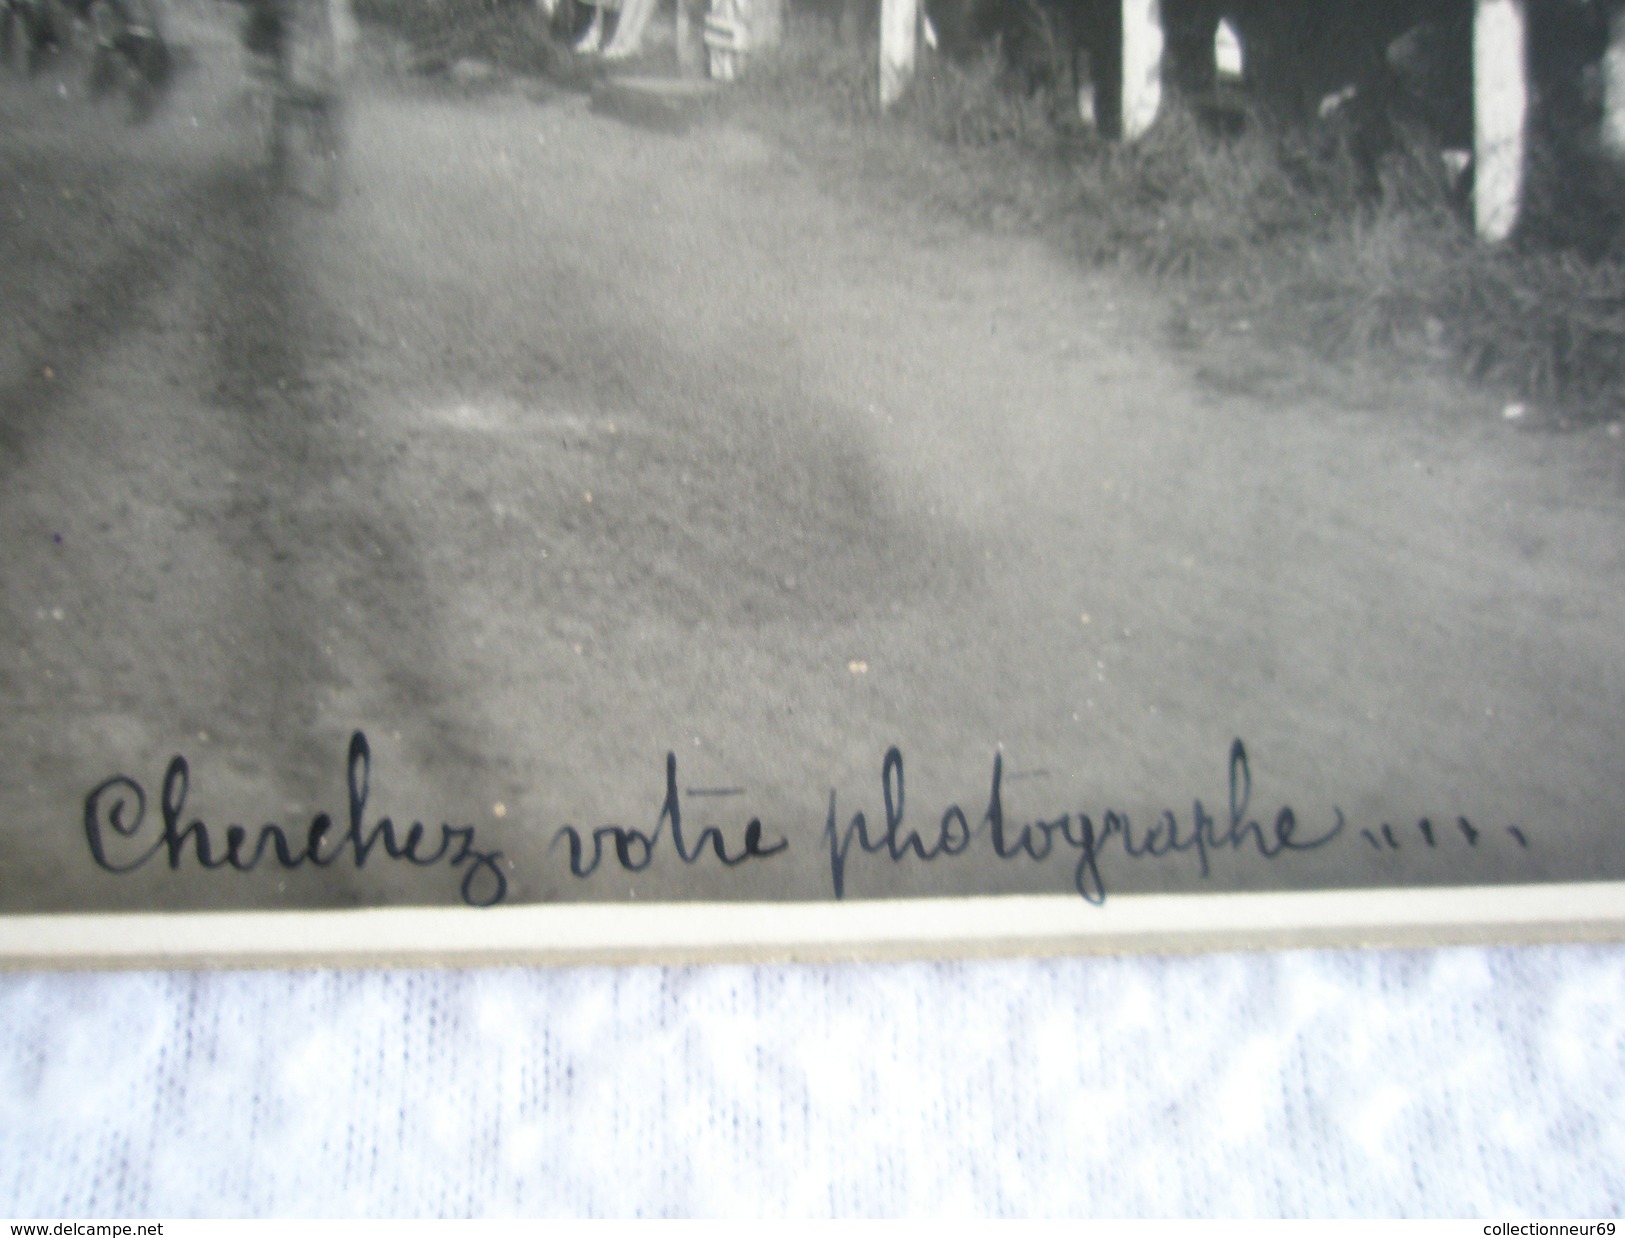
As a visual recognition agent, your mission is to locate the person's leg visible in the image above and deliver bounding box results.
[600,0,656,59]
[572,2,603,52]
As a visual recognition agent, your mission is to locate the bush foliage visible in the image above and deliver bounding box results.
[353,0,564,75]
[739,21,1625,420]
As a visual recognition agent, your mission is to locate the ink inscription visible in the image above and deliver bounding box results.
[80,734,1533,907]
[821,740,1345,902]
[84,731,509,906]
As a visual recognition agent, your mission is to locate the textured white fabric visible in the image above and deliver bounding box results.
[2,946,1622,1218]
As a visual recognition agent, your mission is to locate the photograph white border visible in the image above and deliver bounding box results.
[3,881,1623,968]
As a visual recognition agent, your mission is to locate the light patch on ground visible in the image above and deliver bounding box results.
[416,397,617,437]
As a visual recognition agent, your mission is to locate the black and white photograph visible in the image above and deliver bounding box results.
[2,0,1624,957]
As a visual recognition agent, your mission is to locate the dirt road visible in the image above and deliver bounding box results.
[3,3,1623,911]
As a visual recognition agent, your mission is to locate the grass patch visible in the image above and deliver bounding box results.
[353,0,1625,421]
[738,23,1625,422]
[353,0,567,77]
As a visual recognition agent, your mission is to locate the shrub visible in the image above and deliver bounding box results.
[353,0,564,75]
[733,21,880,122]
[351,0,1625,420]
[893,44,1053,148]
[745,31,1625,420]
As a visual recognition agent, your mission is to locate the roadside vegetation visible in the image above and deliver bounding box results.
[352,0,565,76]
[359,0,1625,424]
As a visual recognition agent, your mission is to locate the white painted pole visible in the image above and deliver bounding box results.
[1120,0,1164,141]
[879,0,919,109]
[1602,4,1625,159]
[1474,0,1528,242]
